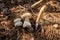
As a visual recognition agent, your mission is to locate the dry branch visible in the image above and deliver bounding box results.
[31,0,43,8]
[36,5,48,23]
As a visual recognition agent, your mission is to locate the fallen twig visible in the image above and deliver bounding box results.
[31,0,43,8]
[35,5,48,31]
[36,5,48,23]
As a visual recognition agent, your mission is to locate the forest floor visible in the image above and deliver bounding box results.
[0,0,60,40]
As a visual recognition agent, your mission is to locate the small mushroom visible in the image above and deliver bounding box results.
[23,18,33,32]
[14,22,22,27]
[23,18,31,28]
[21,12,32,19]
[14,18,21,23]
[14,18,22,27]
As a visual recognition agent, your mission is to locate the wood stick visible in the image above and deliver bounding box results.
[31,0,43,8]
[36,5,48,23]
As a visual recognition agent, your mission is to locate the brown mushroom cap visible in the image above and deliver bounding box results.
[21,12,32,19]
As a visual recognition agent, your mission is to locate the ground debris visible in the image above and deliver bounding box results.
[0,0,60,40]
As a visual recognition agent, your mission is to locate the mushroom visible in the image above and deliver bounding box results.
[23,18,31,28]
[14,18,21,23]
[21,12,32,19]
[14,18,22,27]
[23,18,33,32]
